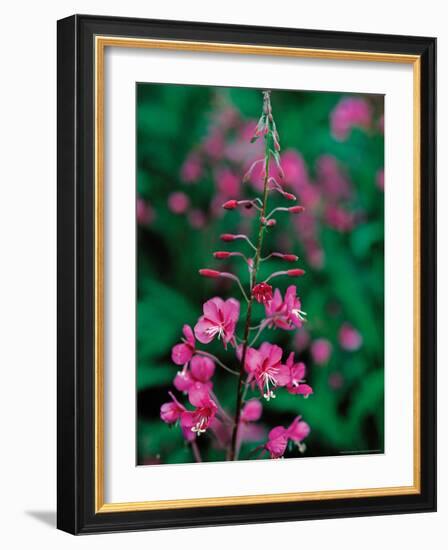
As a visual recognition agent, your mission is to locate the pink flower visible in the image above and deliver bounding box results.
[216,168,240,197]
[160,392,185,424]
[310,338,332,365]
[241,399,262,422]
[339,323,363,351]
[136,197,154,225]
[265,426,289,458]
[264,417,310,458]
[180,152,203,183]
[331,97,372,141]
[252,282,273,305]
[376,169,384,191]
[194,297,240,347]
[264,285,306,330]
[294,329,310,352]
[329,372,344,390]
[181,384,217,436]
[245,342,283,400]
[287,416,310,449]
[281,150,310,190]
[171,325,195,366]
[168,191,190,214]
[188,208,206,229]
[173,355,215,394]
[324,205,355,232]
[316,155,352,201]
[277,352,313,396]
[203,129,225,160]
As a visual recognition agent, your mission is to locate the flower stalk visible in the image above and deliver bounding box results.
[228,95,273,460]
[161,90,312,463]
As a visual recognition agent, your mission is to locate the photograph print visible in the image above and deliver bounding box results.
[136,83,385,466]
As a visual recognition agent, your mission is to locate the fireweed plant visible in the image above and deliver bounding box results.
[160,91,313,461]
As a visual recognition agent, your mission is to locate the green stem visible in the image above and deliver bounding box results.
[228,103,272,461]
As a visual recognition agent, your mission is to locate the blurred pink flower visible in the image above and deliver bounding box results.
[241,399,263,423]
[281,150,310,190]
[216,106,240,129]
[294,329,310,352]
[329,372,344,390]
[376,169,384,191]
[136,197,154,225]
[194,297,240,347]
[216,168,240,197]
[277,352,313,396]
[188,208,206,229]
[180,152,203,183]
[316,155,352,201]
[331,97,372,141]
[324,205,356,232]
[310,338,332,365]
[202,129,225,159]
[339,323,363,351]
[168,191,190,214]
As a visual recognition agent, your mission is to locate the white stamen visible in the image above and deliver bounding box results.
[205,325,224,339]
[262,370,278,401]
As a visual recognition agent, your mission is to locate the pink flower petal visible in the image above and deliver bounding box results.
[190,355,215,382]
[171,343,193,366]
[241,399,262,422]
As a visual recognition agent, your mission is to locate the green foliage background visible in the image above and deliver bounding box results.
[137,84,384,465]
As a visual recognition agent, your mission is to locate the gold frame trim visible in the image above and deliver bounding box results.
[94,36,421,513]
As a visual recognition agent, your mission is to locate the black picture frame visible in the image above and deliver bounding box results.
[57,14,436,534]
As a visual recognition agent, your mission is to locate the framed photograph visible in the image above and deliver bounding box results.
[57,14,436,534]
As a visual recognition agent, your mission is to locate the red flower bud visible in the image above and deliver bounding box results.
[273,253,298,262]
[283,192,297,201]
[282,254,299,262]
[289,205,305,214]
[287,269,306,277]
[222,200,238,210]
[266,219,277,227]
[214,251,231,259]
[252,282,273,305]
[220,233,237,241]
[199,269,221,278]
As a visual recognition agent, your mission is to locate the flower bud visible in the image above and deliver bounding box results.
[273,253,298,262]
[282,254,299,262]
[220,233,237,241]
[287,269,306,277]
[289,205,305,214]
[199,269,221,278]
[222,200,238,210]
[252,282,273,305]
[213,251,231,259]
[283,192,297,201]
[266,219,277,227]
